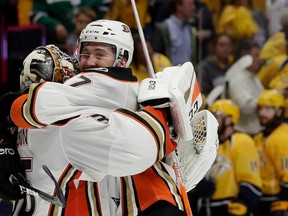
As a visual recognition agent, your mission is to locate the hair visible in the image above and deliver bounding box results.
[131,32,151,69]
[209,32,232,55]
[211,33,232,47]
[234,40,260,61]
[75,7,97,22]
[131,33,142,69]
[169,0,184,13]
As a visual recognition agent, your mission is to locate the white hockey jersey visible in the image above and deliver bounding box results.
[11,68,180,215]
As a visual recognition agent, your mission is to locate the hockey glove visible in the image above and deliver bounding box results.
[0,143,26,200]
[270,201,288,216]
[228,200,248,216]
[138,62,202,141]
[195,177,216,198]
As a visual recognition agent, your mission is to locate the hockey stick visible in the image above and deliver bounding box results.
[130,1,193,215]
[130,0,155,78]
[10,165,66,207]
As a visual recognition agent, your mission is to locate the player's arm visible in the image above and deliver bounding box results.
[0,97,27,201]
[268,135,288,215]
[229,134,262,215]
[58,106,177,181]
[10,81,111,129]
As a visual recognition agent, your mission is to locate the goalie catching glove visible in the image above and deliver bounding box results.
[175,110,219,191]
[138,62,202,141]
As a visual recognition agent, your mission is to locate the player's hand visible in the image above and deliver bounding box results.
[270,201,288,216]
[195,178,216,198]
[228,200,248,216]
[0,143,26,200]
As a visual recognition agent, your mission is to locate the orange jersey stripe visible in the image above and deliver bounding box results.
[192,80,200,104]
[48,165,84,216]
[140,106,177,156]
[123,162,183,214]
[10,94,34,128]
[28,82,48,127]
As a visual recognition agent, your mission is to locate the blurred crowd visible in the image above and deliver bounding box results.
[1,0,288,215]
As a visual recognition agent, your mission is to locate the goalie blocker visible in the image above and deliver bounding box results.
[138,62,202,141]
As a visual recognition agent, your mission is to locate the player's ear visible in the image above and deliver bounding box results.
[117,57,128,68]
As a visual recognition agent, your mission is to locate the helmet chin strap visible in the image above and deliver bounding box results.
[113,58,122,67]
[113,52,127,68]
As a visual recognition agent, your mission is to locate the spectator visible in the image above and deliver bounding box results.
[265,0,288,37]
[150,0,215,62]
[130,32,172,81]
[269,73,288,123]
[227,40,263,136]
[253,89,288,216]
[17,0,32,25]
[30,0,111,51]
[250,1,269,47]
[216,0,259,45]
[257,53,288,89]
[105,0,151,34]
[151,0,197,66]
[194,0,215,61]
[197,33,233,96]
[258,8,288,88]
[66,7,97,56]
[259,8,288,64]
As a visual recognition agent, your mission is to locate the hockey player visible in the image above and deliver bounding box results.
[2,20,198,215]
[269,72,288,123]
[253,89,288,216]
[195,99,262,216]
[0,44,79,214]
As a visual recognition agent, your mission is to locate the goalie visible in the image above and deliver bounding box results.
[0,44,79,214]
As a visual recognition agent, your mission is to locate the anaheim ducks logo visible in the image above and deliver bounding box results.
[122,24,130,33]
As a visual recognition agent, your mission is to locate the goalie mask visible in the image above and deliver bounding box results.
[20,44,79,93]
[76,19,134,67]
